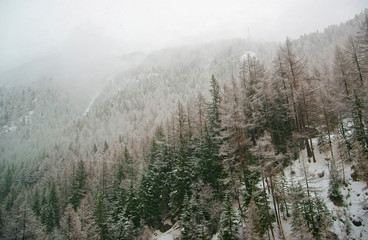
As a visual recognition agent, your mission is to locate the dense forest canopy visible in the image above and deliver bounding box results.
[0,8,368,240]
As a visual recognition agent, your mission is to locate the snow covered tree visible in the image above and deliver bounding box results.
[139,126,173,228]
[70,160,88,210]
[45,183,60,232]
[32,188,41,217]
[170,101,194,213]
[219,194,239,240]
[94,192,109,240]
[60,204,87,240]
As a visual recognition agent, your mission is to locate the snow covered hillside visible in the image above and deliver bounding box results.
[281,138,368,240]
[155,137,368,240]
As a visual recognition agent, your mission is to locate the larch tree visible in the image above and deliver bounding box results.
[60,204,87,240]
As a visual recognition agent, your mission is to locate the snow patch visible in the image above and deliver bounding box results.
[1,124,17,134]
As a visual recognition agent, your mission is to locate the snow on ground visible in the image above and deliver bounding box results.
[281,137,368,240]
[154,223,181,240]
[83,92,100,116]
[156,136,368,240]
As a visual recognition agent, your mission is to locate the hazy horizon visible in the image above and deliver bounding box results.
[0,0,367,74]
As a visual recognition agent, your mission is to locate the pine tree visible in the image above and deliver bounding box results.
[196,75,226,195]
[170,103,194,213]
[45,183,60,232]
[103,140,109,152]
[32,188,41,217]
[219,194,239,240]
[180,195,194,240]
[93,143,98,154]
[94,192,109,240]
[70,160,88,210]
[139,126,173,228]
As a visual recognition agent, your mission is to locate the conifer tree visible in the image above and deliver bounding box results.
[139,126,173,228]
[198,75,226,195]
[70,160,88,210]
[95,192,109,240]
[60,204,86,240]
[219,194,239,240]
[32,188,41,217]
[44,183,60,232]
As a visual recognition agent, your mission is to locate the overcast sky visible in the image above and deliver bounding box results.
[0,0,367,73]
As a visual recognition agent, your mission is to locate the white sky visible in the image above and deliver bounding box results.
[0,0,367,73]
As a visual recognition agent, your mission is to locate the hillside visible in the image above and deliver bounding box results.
[0,9,368,240]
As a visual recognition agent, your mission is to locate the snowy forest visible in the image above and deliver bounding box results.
[1,6,368,240]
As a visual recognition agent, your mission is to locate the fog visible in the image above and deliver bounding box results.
[0,0,367,74]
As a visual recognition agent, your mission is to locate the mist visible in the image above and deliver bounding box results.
[1,0,367,74]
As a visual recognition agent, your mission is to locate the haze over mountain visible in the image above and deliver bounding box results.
[1,2,368,240]
[1,0,367,73]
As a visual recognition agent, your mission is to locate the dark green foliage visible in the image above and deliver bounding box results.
[268,86,294,154]
[139,127,173,228]
[208,75,222,136]
[116,146,134,183]
[328,179,344,206]
[242,163,272,237]
[109,185,139,240]
[180,195,195,240]
[352,93,368,151]
[180,183,222,239]
[242,153,260,207]
[95,193,109,240]
[70,160,88,210]
[0,167,13,203]
[103,140,109,152]
[125,185,140,228]
[32,189,41,217]
[45,183,60,232]
[219,194,239,240]
[196,125,226,195]
[253,190,272,236]
[93,143,98,153]
[169,139,194,213]
[290,182,330,239]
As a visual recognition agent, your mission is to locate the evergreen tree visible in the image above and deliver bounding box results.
[95,192,109,240]
[70,160,88,210]
[196,75,226,195]
[180,195,194,240]
[46,183,60,232]
[139,126,173,228]
[0,167,13,203]
[219,194,239,240]
[103,140,109,152]
[93,143,98,154]
[170,105,194,213]
[32,188,41,217]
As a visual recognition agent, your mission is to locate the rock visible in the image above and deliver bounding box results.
[363,203,368,211]
[159,222,172,232]
[352,219,362,227]
[318,170,325,178]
